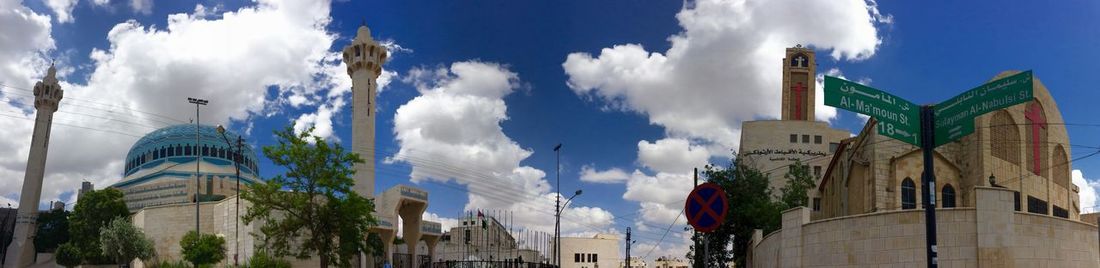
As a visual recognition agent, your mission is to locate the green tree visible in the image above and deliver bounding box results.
[241,126,378,268]
[688,161,784,268]
[35,209,70,253]
[779,161,816,208]
[99,218,155,267]
[69,188,130,264]
[180,230,227,266]
[55,243,82,268]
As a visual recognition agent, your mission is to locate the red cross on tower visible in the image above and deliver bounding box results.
[1025,102,1046,176]
[792,82,807,120]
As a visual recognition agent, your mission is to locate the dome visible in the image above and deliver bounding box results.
[123,124,260,178]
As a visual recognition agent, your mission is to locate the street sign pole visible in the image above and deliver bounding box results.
[919,105,939,268]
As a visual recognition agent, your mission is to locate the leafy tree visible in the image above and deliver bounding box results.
[688,161,784,268]
[55,243,82,268]
[180,230,227,266]
[779,161,816,209]
[35,209,70,253]
[99,218,155,267]
[241,126,379,268]
[69,188,130,264]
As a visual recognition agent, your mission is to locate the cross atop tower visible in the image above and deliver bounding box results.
[781,46,815,121]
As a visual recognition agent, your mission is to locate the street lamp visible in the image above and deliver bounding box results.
[555,189,582,267]
[187,97,207,237]
[216,124,244,267]
[553,143,562,267]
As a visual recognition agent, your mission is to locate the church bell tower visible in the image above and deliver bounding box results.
[342,25,386,198]
[781,45,816,121]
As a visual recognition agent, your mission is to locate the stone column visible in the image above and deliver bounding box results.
[779,206,809,268]
[974,186,1015,268]
[5,65,62,268]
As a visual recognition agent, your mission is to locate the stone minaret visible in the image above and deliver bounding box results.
[5,65,63,268]
[342,25,386,198]
[781,45,816,121]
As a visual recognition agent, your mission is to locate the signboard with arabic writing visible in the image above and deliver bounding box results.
[933,71,1033,147]
[824,76,921,146]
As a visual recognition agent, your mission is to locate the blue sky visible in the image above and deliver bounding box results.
[3,0,1100,261]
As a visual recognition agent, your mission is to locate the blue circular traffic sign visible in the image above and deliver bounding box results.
[685,182,728,233]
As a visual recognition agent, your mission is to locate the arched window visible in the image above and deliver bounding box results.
[790,53,809,67]
[1053,145,1069,188]
[942,184,956,208]
[175,145,182,156]
[902,178,916,209]
[990,110,1021,165]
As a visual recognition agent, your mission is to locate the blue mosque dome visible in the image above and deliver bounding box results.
[122,124,260,179]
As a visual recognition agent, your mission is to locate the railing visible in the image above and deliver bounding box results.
[427,261,557,268]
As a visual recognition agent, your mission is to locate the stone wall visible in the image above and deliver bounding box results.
[749,187,1098,267]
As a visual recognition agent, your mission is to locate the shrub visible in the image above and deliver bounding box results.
[55,243,82,268]
[242,250,291,268]
[180,231,227,266]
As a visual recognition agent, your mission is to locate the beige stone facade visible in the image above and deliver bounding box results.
[748,187,1099,267]
[738,46,849,193]
[558,234,621,268]
[814,71,1079,221]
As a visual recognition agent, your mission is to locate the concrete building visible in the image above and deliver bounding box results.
[618,256,646,268]
[111,124,261,211]
[76,181,93,201]
[433,214,547,263]
[745,70,1100,267]
[558,234,620,268]
[738,45,850,194]
[651,256,687,268]
[5,64,63,268]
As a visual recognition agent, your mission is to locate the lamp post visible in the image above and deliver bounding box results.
[187,97,207,236]
[555,189,582,267]
[216,125,243,267]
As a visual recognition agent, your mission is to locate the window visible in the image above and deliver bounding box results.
[464,230,471,244]
[790,134,798,143]
[167,146,175,157]
[1027,196,1048,215]
[813,166,822,178]
[829,142,839,153]
[942,184,956,208]
[1014,191,1021,211]
[812,198,821,211]
[592,254,597,262]
[185,145,192,156]
[802,135,810,143]
[814,135,822,144]
[202,146,209,157]
[1053,205,1069,218]
[354,45,360,57]
[219,148,226,158]
[575,254,581,263]
[901,178,916,209]
[175,145,182,156]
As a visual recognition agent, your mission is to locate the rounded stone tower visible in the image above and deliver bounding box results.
[342,25,387,198]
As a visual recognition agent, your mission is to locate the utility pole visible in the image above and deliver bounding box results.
[188,97,208,237]
[625,227,632,268]
[919,105,939,268]
[553,143,562,267]
[692,167,700,267]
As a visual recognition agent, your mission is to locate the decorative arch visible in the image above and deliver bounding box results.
[990,110,1021,165]
[1052,144,1069,188]
[942,184,956,208]
[1025,100,1049,178]
[790,53,809,67]
[901,178,916,210]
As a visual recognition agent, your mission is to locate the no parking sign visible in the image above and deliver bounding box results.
[685,182,728,233]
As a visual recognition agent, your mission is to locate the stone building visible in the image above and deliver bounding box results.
[433,214,545,263]
[746,70,1100,267]
[558,234,621,268]
[738,45,850,193]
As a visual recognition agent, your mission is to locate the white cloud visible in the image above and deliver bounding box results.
[1073,170,1100,213]
[391,61,614,234]
[0,0,354,210]
[129,0,151,14]
[579,165,630,184]
[638,138,709,174]
[44,0,78,23]
[563,0,888,154]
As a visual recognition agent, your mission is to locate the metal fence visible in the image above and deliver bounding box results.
[426,261,558,268]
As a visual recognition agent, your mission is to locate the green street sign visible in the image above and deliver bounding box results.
[825,76,921,146]
[933,70,1033,146]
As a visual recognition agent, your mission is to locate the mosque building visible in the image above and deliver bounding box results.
[745,46,1100,267]
[112,124,260,211]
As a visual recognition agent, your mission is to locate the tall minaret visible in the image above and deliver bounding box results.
[781,44,816,121]
[5,64,63,268]
[342,25,386,198]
